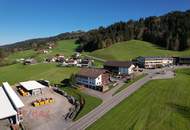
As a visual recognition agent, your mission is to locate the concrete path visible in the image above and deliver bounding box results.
[82,81,125,102]
[82,54,106,62]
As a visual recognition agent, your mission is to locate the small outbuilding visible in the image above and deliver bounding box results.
[24,58,37,65]
[19,81,46,95]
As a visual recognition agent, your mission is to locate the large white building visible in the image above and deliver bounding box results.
[136,56,174,69]
[0,82,24,125]
[76,68,110,92]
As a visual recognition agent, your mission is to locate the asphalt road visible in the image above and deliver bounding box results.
[82,54,106,62]
[66,73,154,130]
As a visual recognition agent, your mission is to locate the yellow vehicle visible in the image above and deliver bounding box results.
[44,99,49,104]
[32,98,54,107]
[18,88,29,96]
[33,102,40,107]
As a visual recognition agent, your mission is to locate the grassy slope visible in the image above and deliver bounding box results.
[89,40,190,60]
[50,39,78,56]
[2,50,37,64]
[88,69,190,130]
[0,63,79,85]
[2,39,78,64]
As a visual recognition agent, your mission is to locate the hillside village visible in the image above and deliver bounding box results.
[1,38,190,130]
[0,3,190,130]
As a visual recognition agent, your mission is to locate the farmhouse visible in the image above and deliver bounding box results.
[104,61,135,75]
[0,82,24,125]
[136,56,174,69]
[77,59,93,67]
[76,68,110,92]
[24,58,37,65]
[19,80,46,95]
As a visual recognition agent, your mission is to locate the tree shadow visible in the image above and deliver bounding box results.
[167,103,190,121]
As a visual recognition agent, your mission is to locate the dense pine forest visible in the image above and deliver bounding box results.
[77,10,190,52]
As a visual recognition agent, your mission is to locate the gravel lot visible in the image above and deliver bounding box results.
[18,87,73,130]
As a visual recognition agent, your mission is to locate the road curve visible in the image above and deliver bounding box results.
[66,74,153,130]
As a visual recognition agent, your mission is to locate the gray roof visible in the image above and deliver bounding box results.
[77,68,107,78]
[104,61,134,68]
[3,82,24,109]
[20,80,46,91]
[0,87,17,119]
[138,56,173,59]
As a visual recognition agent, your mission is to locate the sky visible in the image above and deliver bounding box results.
[0,0,190,45]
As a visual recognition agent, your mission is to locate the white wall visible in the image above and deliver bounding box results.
[118,65,135,74]
[76,75,102,86]
[128,65,135,74]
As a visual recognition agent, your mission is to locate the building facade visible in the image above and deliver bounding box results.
[136,56,174,69]
[76,68,109,92]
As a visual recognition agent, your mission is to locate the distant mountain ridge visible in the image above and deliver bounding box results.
[0,31,84,52]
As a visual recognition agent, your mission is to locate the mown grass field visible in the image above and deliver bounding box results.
[89,40,190,60]
[88,68,190,130]
[0,63,79,85]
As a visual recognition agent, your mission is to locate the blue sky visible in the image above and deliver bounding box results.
[0,0,189,45]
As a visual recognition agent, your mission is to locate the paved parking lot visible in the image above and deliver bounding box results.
[17,87,73,130]
[0,119,10,130]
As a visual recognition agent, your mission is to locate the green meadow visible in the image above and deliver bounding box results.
[88,68,190,130]
[89,40,190,60]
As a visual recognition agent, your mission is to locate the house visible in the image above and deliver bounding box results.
[56,55,65,62]
[60,59,78,67]
[76,68,110,92]
[38,49,49,54]
[16,58,25,63]
[45,57,56,62]
[23,58,37,65]
[136,56,174,69]
[77,59,93,67]
[72,52,81,59]
[104,61,135,75]
[19,81,46,95]
[0,82,24,125]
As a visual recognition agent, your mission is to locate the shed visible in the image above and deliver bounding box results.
[19,81,46,95]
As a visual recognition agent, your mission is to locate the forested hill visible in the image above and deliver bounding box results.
[77,10,190,52]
